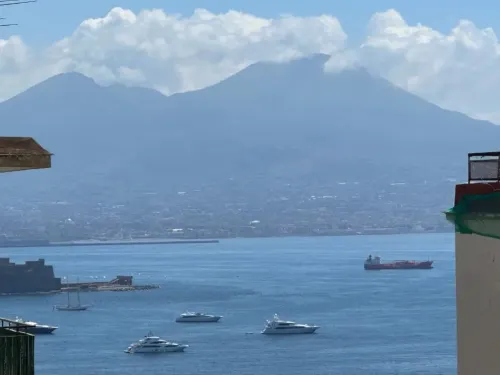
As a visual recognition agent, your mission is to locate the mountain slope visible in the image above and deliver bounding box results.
[0,55,498,201]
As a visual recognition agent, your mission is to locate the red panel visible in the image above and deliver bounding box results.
[455,183,500,205]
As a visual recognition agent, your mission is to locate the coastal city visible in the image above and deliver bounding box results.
[1,0,497,374]
[0,177,456,242]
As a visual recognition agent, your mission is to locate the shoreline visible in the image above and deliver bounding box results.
[0,239,219,249]
[50,239,219,247]
[0,229,454,250]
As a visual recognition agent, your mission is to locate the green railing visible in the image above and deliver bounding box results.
[0,318,35,375]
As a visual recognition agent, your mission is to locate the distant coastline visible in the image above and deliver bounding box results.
[0,239,219,249]
[51,239,219,247]
[0,228,455,250]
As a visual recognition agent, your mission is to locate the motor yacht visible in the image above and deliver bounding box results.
[175,311,222,323]
[124,331,188,353]
[261,314,319,335]
[13,317,57,334]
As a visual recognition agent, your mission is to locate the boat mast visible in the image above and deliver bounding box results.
[66,277,70,306]
[76,277,81,306]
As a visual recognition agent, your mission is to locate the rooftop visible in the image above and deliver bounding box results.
[0,137,52,173]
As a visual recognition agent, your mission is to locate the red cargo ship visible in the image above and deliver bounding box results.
[364,255,433,270]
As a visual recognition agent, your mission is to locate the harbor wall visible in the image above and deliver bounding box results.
[66,275,133,289]
[0,238,219,249]
[0,258,61,294]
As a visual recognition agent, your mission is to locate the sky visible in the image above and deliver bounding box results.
[1,0,497,47]
[0,0,500,46]
[2,0,500,123]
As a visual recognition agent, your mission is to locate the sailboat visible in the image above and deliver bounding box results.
[53,277,91,311]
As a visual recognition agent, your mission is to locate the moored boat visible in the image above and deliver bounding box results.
[13,317,57,334]
[364,255,433,270]
[124,331,188,353]
[175,311,222,323]
[54,277,91,311]
[261,314,319,335]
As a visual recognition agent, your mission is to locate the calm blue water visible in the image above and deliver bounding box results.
[0,233,456,375]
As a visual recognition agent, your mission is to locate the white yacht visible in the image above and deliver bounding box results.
[13,317,57,334]
[261,314,319,335]
[124,332,188,353]
[175,311,222,323]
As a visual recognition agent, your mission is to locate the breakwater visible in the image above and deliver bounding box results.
[62,275,159,293]
[0,274,160,296]
[0,239,219,249]
[0,285,159,296]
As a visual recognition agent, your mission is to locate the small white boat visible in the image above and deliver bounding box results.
[175,311,222,323]
[13,317,57,334]
[124,331,188,353]
[261,314,319,335]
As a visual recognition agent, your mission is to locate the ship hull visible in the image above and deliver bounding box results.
[176,316,221,323]
[25,326,57,334]
[54,305,89,311]
[364,261,433,270]
[261,326,319,334]
[125,345,188,353]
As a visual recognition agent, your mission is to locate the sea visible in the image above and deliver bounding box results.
[0,233,456,375]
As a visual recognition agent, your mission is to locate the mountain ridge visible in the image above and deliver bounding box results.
[0,54,497,201]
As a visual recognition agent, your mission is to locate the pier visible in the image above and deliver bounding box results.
[62,284,160,292]
[62,275,160,293]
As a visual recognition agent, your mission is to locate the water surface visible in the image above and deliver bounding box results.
[0,233,456,374]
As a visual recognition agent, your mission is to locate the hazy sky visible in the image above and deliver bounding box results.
[1,0,500,123]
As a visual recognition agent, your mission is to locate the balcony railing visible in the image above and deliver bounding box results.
[0,317,35,375]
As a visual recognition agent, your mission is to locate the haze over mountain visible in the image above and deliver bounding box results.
[0,54,497,201]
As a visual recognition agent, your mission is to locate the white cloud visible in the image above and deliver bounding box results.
[354,9,500,123]
[0,7,346,98]
[2,7,500,123]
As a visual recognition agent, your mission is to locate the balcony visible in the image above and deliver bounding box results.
[0,317,35,375]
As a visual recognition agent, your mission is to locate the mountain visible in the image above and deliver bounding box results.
[0,53,498,202]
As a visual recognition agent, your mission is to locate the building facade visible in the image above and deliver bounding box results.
[446,152,500,375]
